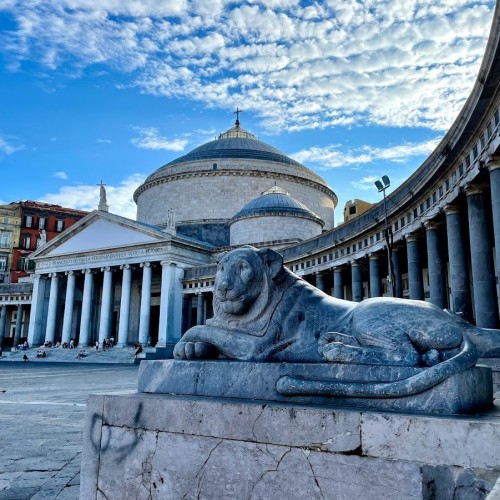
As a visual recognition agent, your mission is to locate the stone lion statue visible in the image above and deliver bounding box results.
[174,246,499,397]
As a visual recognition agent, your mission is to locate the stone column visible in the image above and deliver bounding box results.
[158,261,172,348]
[351,261,363,302]
[98,267,113,343]
[333,267,344,299]
[488,161,500,304]
[138,262,152,345]
[182,294,192,334]
[13,304,24,347]
[425,221,447,309]
[392,247,403,298]
[44,273,60,344]
[61,271,76,345]
[117,265,132,347]
[27,274,47,346]
[445,205,471,320]
[369,254,381,298]
[315,272,325,292]
[0,305,6,352]
[158,261,184,348]
[79,269,94,346]
[406,234,424,301]
[196,293,205,326]
[466,186,499,327]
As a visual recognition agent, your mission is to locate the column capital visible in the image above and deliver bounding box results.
[140,262,151,268]
[120,264,132,270]
[48,272,59,278]
[464,184,484,197]
[424,220,441,231]
[65,270,75,276]
[160,259,177,267]
[81,268,95,274]
[488,162,500,172]
[444,204,461,216]
[405,233,420,243]
[100,266,113,272]
[350,260,360,267]
[368,253,379,261]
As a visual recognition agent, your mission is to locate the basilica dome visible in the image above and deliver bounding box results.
[134,120,337,246]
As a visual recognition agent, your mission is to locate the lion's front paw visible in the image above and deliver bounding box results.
[173,341,216,360]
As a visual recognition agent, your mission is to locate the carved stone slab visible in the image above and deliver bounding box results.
[138,360,493,415]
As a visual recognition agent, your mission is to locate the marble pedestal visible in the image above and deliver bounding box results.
[80,393,500,499]
[138,360,493,415]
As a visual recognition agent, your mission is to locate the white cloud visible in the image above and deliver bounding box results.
[0,1,495,132]
[292,137,442,169]
[130,127,188,151]
[52,171,68,179]
[351,176,380,191]
[96,138,112,143]
[40,173,145,220]
[0,134,24,155]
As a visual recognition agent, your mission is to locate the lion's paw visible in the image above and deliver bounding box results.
[173,341,216,360]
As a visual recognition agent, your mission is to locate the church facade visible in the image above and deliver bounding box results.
[2,6,500,353]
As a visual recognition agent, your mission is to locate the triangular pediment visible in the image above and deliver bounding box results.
[31,211,169,258]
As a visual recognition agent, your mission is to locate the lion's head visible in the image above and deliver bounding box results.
[211,246,286,322]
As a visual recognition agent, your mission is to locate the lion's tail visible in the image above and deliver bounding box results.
[276,334,478,398]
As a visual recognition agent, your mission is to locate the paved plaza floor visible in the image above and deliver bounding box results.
[0,362,139,499]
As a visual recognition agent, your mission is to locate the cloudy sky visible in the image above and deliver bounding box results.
[0,0,496,221]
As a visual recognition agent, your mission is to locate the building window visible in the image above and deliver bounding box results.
[349,206,356,215]
[426,198,431,209]
[445,179,450,191]
[56,219,64,232]
[0,232,10,248]
[495,109,500,126]
[473,144,478,158]
[488,122,493,138]
[24,236,31,250]
[466,155,471,168]
[38,217,46,230]
[0,256,7,271]
[24,215,33,228]
[432,192,437,204]
[376,233,381,242]
[334,251,339,259]
[370,235,374,244]
[413,208,418,219]
[439,186,444,197]
[17,257,29,271]
[394,221,398,231]
[459,163,464,177]
[419,203,424,215]
[358,242,362,250]
[480,134,485,150]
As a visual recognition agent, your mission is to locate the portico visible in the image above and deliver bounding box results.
[27,211,212,351]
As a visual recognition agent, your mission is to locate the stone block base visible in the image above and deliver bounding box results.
[138,360,493,415]
[81,394,500,499]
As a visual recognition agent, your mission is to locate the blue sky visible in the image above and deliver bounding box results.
[0,0,496,221]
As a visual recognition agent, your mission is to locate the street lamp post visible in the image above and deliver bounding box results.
[374,175,395,297]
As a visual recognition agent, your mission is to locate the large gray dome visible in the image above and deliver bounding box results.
[143,124,317,183]
[134,121,337,235]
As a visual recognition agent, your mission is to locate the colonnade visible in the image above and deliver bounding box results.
[26,259,184,348]
[313,171,500,329]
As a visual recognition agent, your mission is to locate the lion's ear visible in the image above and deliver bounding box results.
[259,248,283,278]
[216,251,227,264]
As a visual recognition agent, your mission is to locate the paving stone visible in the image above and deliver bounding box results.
[0,363,139,499]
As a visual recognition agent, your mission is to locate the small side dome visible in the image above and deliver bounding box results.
[232,186,325,226]
[230,186,324,248]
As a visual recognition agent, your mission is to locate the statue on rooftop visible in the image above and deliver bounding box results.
[174,246,500,398]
